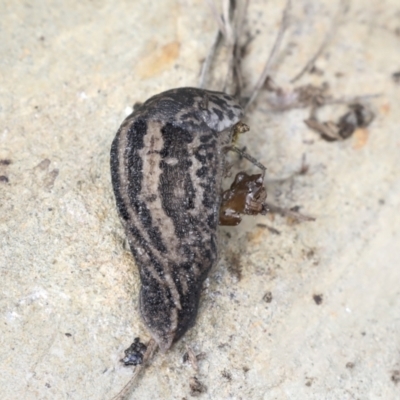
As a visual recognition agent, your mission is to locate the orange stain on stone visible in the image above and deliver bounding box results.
[380,102,390,115]
[352,128,369,149]
[247,226,268,245]
[137,41,180,79]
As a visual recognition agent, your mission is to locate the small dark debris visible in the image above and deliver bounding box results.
[266,225,280,234]
[196,352,206,361]
[44,169,59,189]
[0,175,9,183]
[189,376,207,397]
[0,159,12,165]
[256,223,281,235]
[45,383,51,388]
[183,347,204,372]
[298,158,309,175]
[263,291,273,303]
[48,208,53,211]
[378,199,385,205]
[267,203,315,223]
[313,294,323,305]
[346,362,355,369]
[36,158,51,170]
[306,248,315,259]
[221,369,232,381]
[391,370,400,384]
[392,72,400,83]
[361,332,366,336]
[305,103,374,141]
[121,337,147,366]
[64,333,72,337]
[337,104,374,139]
[226,251,242,282]
[309,65,324,76]
[239,32,255,59]
[305,377,315,387]
[243,366,249,373]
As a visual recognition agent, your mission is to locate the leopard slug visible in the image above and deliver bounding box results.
[110,87,243,352]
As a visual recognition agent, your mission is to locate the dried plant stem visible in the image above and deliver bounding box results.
[290,0,349,83]
[244,0,291,112]
[228,145,267,173]
[320,93,382,106]
[202,0,250,95]
[266,203,316,223]
[199,29,222,89]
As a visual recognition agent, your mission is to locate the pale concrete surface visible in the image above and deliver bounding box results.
[1,1,399,399]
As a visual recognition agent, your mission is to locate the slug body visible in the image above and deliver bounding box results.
[110,87,243,351]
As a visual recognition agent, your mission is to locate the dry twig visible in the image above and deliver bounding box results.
[290,0,349,83]
[244,0,292,112]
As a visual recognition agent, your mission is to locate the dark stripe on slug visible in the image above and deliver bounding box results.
[207,213,217,229]
[159,123,197,239]
[125,119,146,199]
[208,93,233,110]
[110,131,130,222]
[226,109,235,120]
[212,107,224,121]
[184,174,196,210]
[139,281,175,349]
[171,260,210,341]
[128,223,167,279]
[196,166,207,178]
[193,143,214,163]
[202,190,215,208]
[124,119,168,254]
[200,134,213,143]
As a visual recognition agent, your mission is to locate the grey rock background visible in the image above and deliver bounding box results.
[1,0,399,399]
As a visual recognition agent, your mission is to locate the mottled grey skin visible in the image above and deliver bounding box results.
[110,87,242,351]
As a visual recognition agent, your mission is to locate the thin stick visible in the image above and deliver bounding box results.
[221,0,236,92]
[204,0,227,37]
[320,93,382,106]
[111,339,158,400]
[231,0,250,97]
[222,0,234,44]
[202,0,235,92]
[199,29,222,89]
[202,0,249,95]
[266,203,316,222]
[244,0,291,112]
[228,145,267,173]
[290,0,348,83]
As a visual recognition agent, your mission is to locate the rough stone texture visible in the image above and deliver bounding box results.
[1,1,399,399]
